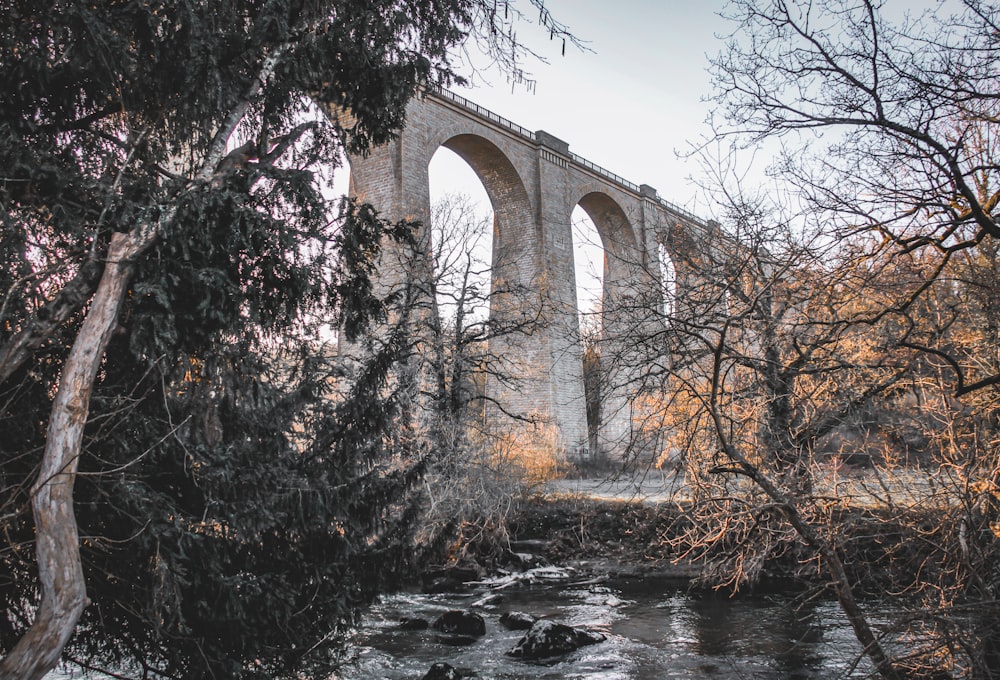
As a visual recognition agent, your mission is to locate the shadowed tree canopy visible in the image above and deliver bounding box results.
[0,1,576,678]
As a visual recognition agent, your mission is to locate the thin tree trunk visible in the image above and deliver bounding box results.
[0,232,137,680]
[703,316,903,679]
[756,470,901,679]
[779,504,902,680]
[821,544,902,680]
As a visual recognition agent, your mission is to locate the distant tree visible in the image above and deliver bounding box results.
[423,192,496,429]
[420,192,545,428]
[580,309,603,457]
[0,1,576,677]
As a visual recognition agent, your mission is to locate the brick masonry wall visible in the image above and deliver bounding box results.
[340,92,709,460]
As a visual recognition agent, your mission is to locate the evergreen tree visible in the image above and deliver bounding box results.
[0,1,574,677]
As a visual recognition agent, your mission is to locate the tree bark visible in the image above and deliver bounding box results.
[0,232,137,680]
[0,53,284,678]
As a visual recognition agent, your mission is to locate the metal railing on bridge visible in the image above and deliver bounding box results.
[568,152,640,192]
[432,87,536,141]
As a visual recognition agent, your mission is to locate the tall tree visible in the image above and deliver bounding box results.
[411,192,557,550]
[706,6,1000,671]
[0,2,575,677]
[421,192,545,428]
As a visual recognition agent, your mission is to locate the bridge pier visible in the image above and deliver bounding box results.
[329,89,712,462]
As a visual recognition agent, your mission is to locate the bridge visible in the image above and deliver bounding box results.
[331,88,716,458]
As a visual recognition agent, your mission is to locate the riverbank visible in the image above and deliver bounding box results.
[357,481,922,678]
[505,497,691,579]
[457,491,984,598]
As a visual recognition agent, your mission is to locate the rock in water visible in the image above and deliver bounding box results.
[432,610,487,637]
[499,611,537,630]
[421,564,481,593]
[422,662,462,679]
[434,634,479,646]
[397,616,429,630]
[507,619,606,658]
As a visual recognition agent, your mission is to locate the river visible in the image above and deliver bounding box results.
[42,567,886,679]
[339,568,881,679]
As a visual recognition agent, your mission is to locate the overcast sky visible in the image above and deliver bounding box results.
[445,0,732,214]
[419,1,733,312]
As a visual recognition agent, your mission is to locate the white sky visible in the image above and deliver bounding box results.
[452,0,731,214]
[428,1,732,315]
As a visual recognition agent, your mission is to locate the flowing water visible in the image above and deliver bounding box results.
[339,569,880,679]
[44,567,885,679]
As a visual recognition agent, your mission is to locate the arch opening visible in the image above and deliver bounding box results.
[424,134,541,434]
[575,192,640,328]
[572,205,603,458]
[572,205,603,329]
[428,147,494,325]
[658,240,677,321]
[572,191,641,459]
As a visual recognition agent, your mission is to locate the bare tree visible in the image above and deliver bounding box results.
[709,0,1000,394]
[415,192,547,429]
[698,5,1000,673]
[596,171,1000,676]
[408,193,561,549]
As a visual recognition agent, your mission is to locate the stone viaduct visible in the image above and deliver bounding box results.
[334,88,715,459]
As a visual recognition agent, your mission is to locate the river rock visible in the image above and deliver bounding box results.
[397,616,430,630]
[507,619,606,658]
[499,611,537,630]
[432,610,487,637]
[422,662,462,679]
[504,550,549,570]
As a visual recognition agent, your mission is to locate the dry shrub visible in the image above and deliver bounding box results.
[486,420,566,487]
[420,419,566,556]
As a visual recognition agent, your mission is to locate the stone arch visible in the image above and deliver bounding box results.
[434,133,538,295]
[339,90,732,458]
[570,191,646,457]
[424,132,558,435]
[575,190,639,267]
[572,190,649,335]
[660,219,713,321]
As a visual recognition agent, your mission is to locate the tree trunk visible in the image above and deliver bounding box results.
[821,545,902,680]
[777,498,902,680]
[0,55,280,677]
[0,232,137,680]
